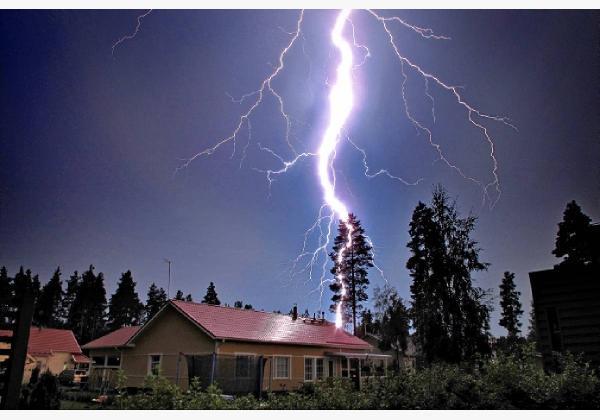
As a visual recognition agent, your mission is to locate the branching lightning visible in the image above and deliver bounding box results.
[112,9,153,57]
[115,9,514,329]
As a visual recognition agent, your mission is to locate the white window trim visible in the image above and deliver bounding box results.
[303,356,325,382]
[272,355,292,380]
[147,353,162,375]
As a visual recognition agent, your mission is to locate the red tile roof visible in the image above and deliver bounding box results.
[81,326,140,349]
[72,353,91,364]
[0,328,82,355]
[168,300,371,349]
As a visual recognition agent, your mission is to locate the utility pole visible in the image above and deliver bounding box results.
[164,258,172,299]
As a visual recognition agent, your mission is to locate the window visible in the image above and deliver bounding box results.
[328,359,335,377]
[304,357,314,381]
[273,356,290,379]
[92,356,105,367]
[106,355,121,367]
[149,355,161,375]
[316,358,324,380]
[235,355,251,378]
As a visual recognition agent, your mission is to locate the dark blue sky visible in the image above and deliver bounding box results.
[1,10,598,335]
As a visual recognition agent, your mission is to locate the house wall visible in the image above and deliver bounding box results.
[21,352,73,383]
[87,348,124,390]
[120,305,215,390]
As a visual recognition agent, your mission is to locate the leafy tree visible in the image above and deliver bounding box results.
[407,186,491,364]
[498,271,523,339]
[244,303,253,310]
[373,285,410,371]
[233,300,252,309]
[34,267,64,328]
[201,282,221,305]
[553,200,593,266]
[329,213,374,334]
[357,309,375,337]
[69,265,107,344]
[145,283,168,321]
[174,290,185,301]
[0,266,12,328]
[527,301,537,343]
[108,271,144,330]
[27,372,60,409]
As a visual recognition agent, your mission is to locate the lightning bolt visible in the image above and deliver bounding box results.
[127,9,515,329]
[112,9,153,57]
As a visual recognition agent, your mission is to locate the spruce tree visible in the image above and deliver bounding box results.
[407,186,491,364]
[34,267,64,328]
[329,213,374,334]
[108,271,144,330]
[553,200,593,266]
[498,271,523,338]
[70,265,107,344]
[201,282,221,305]
[0,266,12,328]
[62,271,80,328]
[145,283,168,321]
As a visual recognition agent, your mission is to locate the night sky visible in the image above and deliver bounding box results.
[1,10,598,335]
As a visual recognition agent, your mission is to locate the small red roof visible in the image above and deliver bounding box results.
[82,326,140,349]
[0,328,82,355]
[72,353,91,364]
[168,300,371,350]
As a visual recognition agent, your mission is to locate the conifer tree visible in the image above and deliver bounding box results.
[34,267,64,328]
[407,186,491,364]
[69,265,107,344]
[174,290,185,301]
[329,213,374,334]
[499,271,523,338]
[0,266,12,328]
[553,200,593,266]
[201,282,221,305]
[62,271,80,328]
[145,282,168,321]
[108,270,144,330]
[185,293,193,302]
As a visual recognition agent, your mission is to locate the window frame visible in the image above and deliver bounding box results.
[304,356,326,382]
[148,354,162,376]
[272,355,292,380]
[234,352,255,379]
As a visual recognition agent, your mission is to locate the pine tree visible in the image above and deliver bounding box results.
[407,186,491,364]
[0,266,12,328]
[553,200,593,266]
[70,265,107,344]
[62,271,80,328]
[174,290,184,301]
[145,283,168,321]
[201,282,221,305]
[498,271,523,338]
[34,267,64,328]
[108,271,144,330]
[329,213,373,334]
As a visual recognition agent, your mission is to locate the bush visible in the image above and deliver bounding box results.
[25,371,61,409]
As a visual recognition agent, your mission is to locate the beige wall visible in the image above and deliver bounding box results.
[120,305,214,390]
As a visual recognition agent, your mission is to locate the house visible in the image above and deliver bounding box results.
[86,300,388,394]
[529,264,600,369]
[0,327,90,383]
[81,326,140,391]
[359,333,417,370]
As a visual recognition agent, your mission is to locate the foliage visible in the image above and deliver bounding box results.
[108,270,144,330]
[67,265,107,344]
[34,267,64,328]
[526,300,537,343]
[407,185,491,364]
[22,371,61,409]
[372,285,410,371]
[174,290,185,301]
[498,271,523,338]
[552,200,594,266]
[329,213,374,333]
[0,266,12,328]
[145,282,168,321]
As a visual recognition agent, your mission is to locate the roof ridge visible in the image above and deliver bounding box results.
[171,299,299,319]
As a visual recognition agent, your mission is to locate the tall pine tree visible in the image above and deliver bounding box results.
[201,282,221,305]
[407,186,491,364]
[69,265,107,344]
[329,213,373,334]
[34,267,64,328]
[145,283,168,321]
[498,271,523,339]
[108,271,144,330]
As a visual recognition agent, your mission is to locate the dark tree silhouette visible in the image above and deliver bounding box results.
[527,300,537,343]
[185,293,193,302]
[373,285,410,371]
[499,271,523,338]
[34,267,64,328]
[329,213,374,334]
[233,300,252,309]
[553,200,593,266]
[0,266,12,328]
[62,271,80,327]
[13,267,40,307]
[174,290,185,301]
[69,265,107,344]
[244,303,253,310]
[201,282,221,305]
[145,283,168,321]
[108,270,144,330]
[407,186,491,364]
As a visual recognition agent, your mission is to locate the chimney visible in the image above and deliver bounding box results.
[292,305,298,321]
